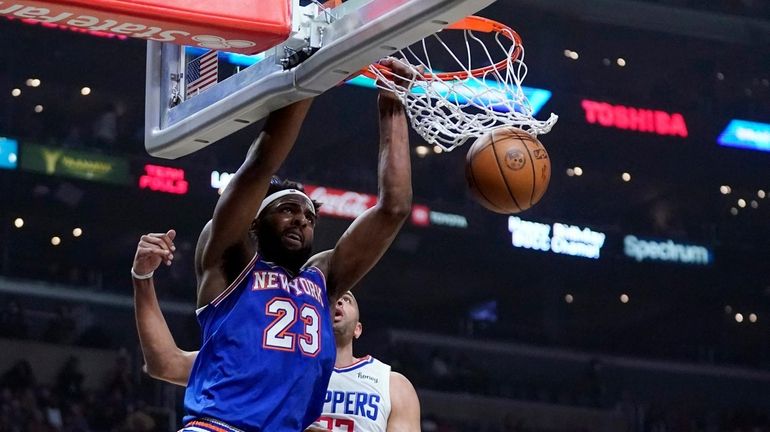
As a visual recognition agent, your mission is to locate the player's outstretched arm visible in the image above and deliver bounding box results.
[387,372,421,432]
[133,230,198,386]
[314,59,412,300]
[198,99,313,306]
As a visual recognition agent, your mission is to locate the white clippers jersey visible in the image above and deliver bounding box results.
[313,356,391,432]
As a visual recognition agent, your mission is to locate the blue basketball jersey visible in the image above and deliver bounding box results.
[184,254,336,431]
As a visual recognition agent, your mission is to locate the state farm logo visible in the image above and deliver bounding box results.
[305,186,376,220]
[192,35,255,50]
[0,3,259,51]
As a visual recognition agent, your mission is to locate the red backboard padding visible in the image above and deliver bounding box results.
[0,0,293,54]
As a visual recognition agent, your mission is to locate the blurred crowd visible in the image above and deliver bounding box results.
[640,0,770,17]
[0,298,114,349]
[0,355,169,432]
[384,341,770,432]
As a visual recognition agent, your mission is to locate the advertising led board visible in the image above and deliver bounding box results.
[581,99,688,137]
[211,173,468,228]
[718,119,770,152]
[0,137,18,170]
[21,143,130,184]
[185,47,552,116]
[624,235,711,265]
[508,217,606,259]
[139,164,188,194]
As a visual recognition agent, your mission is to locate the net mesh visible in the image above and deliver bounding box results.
[368,19,558,151]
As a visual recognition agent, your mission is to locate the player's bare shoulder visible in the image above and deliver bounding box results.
[389,371,417,395]
[388,370,421,430]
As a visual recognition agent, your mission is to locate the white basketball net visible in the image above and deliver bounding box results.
[368,19,558,151]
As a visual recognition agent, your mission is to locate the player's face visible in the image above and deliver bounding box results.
[261,196,316,251]
[333,292,361,337]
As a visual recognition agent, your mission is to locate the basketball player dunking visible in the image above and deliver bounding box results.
[131,59,414,431]
[131,235,420,431]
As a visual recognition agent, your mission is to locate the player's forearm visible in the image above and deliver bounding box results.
[133,278,193,384]
[205,99,314,263]
[254,98,314,173]
[376,96,412,216]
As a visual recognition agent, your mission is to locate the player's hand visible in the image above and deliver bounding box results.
[377,57,422,102]
[133,229,176,276]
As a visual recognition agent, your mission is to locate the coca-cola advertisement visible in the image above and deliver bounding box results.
[304,185,378,220]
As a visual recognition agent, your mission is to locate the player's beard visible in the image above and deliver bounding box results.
[255,223,312,273]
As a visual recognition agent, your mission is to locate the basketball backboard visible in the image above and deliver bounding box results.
[145,0,497,159]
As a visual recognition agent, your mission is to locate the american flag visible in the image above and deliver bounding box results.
[186,50,218,99]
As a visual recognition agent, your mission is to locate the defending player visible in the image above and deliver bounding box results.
[131,58,413,431]
[131,235,420,430]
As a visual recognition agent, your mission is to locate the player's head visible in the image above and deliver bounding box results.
[251,177,322,269]
[333,291,362,341]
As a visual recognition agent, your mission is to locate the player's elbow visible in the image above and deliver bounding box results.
[145,361,187,386]
[144,360,171,380]
[377,197,412,220]
[379,186,412,218]
[144,355,189,385]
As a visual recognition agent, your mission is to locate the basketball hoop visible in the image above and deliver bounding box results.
[364,16,558,151]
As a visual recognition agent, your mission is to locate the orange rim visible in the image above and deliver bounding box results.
[359,16,522,81]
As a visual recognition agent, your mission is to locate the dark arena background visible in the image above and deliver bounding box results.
[2,1,770,431]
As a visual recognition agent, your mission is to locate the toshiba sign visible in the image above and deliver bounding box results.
[581,99,688,137]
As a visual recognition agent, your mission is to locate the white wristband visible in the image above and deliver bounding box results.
[131,268,154,280]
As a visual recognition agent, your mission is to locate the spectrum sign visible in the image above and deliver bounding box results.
[718,119,770,152]
[508,217,606,259]
[624,235,711,266]
[581,99,688,137]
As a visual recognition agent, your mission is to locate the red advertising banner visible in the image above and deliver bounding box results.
[304,185,378,220]
[0,0,291,54]
[212,176,469,229]
[139,164,188,195]
[581,99,688,137]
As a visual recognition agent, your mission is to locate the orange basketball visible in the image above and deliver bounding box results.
[465,127,551,214]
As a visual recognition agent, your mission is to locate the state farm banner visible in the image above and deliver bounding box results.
[0,0,291,54]
[303,185,378,220]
